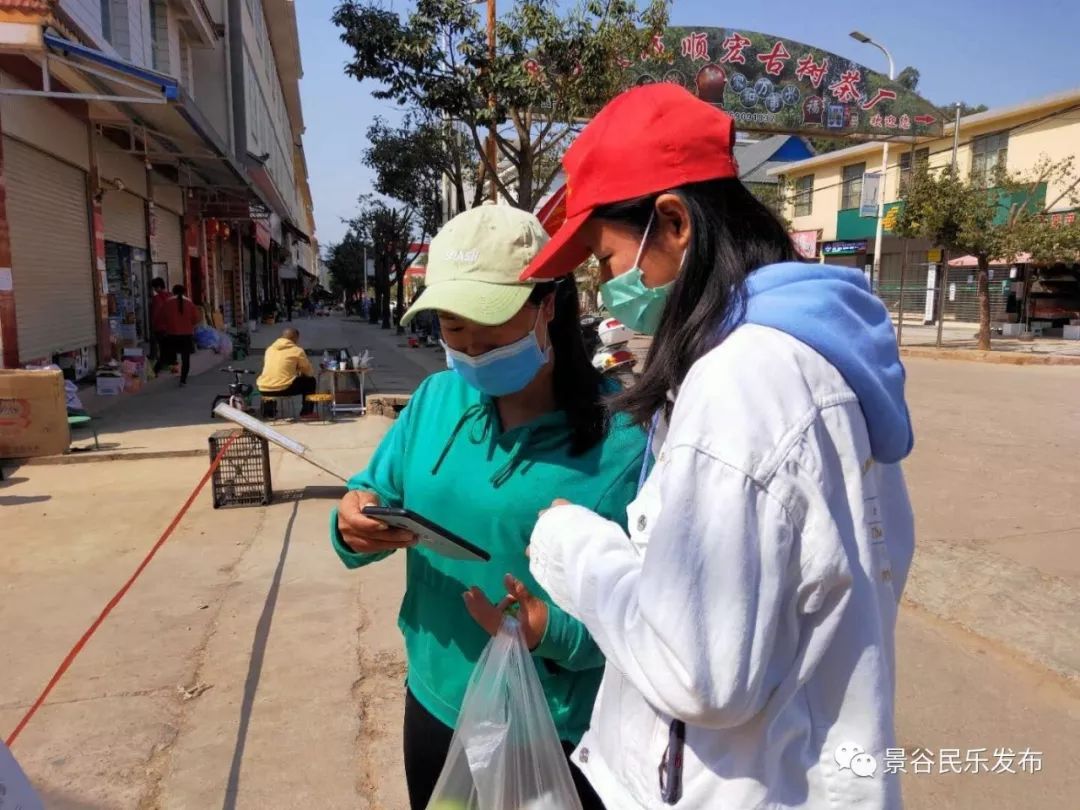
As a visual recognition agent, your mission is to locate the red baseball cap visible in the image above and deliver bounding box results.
[521,83,739,280]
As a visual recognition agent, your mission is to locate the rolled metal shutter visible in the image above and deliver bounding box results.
[4,137,94,363]
[155,207,184,288]
[103,189,147,248]
[944,265,1009,324]
[221,237,237,326]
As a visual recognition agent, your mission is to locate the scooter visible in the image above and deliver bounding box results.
[580,314,604,358]
[586,317,639,380]
[210,367,257,418]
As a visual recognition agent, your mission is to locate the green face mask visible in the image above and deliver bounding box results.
[599,211,674,336]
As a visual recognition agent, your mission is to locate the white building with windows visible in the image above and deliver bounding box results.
[772,88,1080,325]
[0,0,315,371]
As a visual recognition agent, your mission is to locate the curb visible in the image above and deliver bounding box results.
[903,539,1080,687]
[20,449,207,466]
[900,347,1080,366]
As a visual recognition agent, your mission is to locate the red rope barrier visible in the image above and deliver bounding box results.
[5,434,239,748]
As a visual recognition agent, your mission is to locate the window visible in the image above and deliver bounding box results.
[841,162,866,210]
[794,174,814,217]
[149,0,168,73]
[899,148,930,193]
[100,0,112,43]
[971,132,1008,184]
[180,43,192,89]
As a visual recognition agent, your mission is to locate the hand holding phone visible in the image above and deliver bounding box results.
[361,506,490,562]
[337,491,418,554]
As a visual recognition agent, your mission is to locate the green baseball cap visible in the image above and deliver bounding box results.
[401,204,548,327]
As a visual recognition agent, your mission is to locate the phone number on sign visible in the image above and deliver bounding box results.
[731,111,779,125]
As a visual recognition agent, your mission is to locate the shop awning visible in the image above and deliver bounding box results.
[948,253,1032,268]
[3,32,273,213]
[246,160,294,223]
[283,219,312,244]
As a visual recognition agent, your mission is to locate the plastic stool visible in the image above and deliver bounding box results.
[68,415,100,451]
[260,395,300,421]
[304,393,334,422]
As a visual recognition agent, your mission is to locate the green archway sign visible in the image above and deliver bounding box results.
[626,27,945,139]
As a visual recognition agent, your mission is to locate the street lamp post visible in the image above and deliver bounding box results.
[850,31,894,290]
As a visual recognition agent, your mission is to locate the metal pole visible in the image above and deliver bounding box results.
[896,135,917,347]
[486,0,498,202]
[850,32,894,290]
[951,102,961,169]
[871,52,895,288]
[938,104,961,348]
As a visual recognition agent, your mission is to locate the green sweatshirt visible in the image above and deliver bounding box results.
[330,370,645,743]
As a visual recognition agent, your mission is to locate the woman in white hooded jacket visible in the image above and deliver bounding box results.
[517,84,915,809]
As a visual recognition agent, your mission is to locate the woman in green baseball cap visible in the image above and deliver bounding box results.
[331,204,645,810]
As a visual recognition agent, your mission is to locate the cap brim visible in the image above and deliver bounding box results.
[401,279,534,327]
[520,209,592,280]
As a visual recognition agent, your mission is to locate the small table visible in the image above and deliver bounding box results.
[323,367,371,417]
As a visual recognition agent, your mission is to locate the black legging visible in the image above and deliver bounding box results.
[154,335,193,383]
[403,689,605,810]
[259,375,317,414]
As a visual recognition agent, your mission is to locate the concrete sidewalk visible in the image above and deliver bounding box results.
[629,329,1080,370]
[32,316,446,462]
[895,320,1080,357]
[0,410,409,810]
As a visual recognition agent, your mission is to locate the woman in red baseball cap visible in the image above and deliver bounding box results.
[524,84,915,809]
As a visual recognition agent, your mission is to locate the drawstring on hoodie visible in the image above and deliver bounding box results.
[491,432,530,488]
[431,403,486,478]
[430,400,570,488]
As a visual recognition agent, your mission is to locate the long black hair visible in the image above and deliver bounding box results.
[600,178,798,426]
[173,284,187,313]
[528,275,607,456]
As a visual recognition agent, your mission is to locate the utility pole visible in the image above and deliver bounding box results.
[850,31,894,292]
[486,0,498,202]
[950,101,962,169]
[937,103,962,348]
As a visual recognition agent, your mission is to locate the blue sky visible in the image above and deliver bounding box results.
[296,0,1080,246]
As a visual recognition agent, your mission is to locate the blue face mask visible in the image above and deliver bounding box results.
[599,211,680,336]
[442,313,550,397]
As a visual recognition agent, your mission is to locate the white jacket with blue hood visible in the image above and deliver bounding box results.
[529,263,916,809]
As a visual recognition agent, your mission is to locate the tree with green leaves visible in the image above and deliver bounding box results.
[325,229,368,303]
[896,65,920,91]
[362,115,448,331]
[333,0,668,212]
[348,196,426,331]
[365,113,478,224]
[896,156,1080,349]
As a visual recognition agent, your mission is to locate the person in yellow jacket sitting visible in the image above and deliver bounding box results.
[257,327,317,417]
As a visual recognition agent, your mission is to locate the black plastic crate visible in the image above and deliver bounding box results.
[209,429,272,508]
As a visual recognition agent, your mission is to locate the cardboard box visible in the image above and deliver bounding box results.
[0,369,70,458]
[96,375,125,396]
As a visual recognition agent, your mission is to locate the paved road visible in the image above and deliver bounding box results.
[2,324,1078,809]
[903,358,1080,582]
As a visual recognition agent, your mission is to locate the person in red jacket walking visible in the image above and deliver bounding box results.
[149,277,171,362]
[154,284,201,386]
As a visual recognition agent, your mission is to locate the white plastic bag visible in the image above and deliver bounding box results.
[427,616,584,810]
